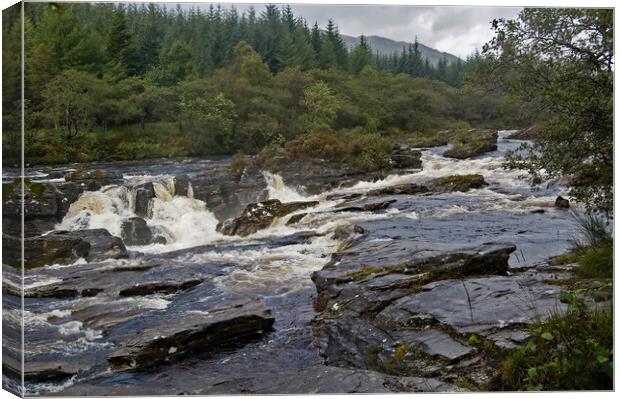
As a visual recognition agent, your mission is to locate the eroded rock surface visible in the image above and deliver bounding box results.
[311,236,569,388]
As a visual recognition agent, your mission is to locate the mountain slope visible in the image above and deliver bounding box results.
[341,34,461,65]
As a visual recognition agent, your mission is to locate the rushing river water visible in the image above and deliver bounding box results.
[3,131,581,395]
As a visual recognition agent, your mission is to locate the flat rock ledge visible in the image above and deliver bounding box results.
[311,239,568,389]
[107,298,275,370]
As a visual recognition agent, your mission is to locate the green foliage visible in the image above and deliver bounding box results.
[472,9,613,214]
[298,82,339,132]
[180,92,236,153]
[575,244,613,279]
[4,3,516,166]
[282,129,393,172]
[500,305,613,391]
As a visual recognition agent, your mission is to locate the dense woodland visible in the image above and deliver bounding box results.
[2,2,515,165]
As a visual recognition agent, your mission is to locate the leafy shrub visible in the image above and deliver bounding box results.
[229,155,250,176]
[282,129,392,172]
[500,305,613,391]
[284,130,347,160]
[341,129,393,172]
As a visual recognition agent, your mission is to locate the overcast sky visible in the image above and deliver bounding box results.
[195,3,522,58]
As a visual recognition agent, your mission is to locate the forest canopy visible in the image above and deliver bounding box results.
[2,2,510,165]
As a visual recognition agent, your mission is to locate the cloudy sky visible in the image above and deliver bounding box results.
[196,3,522,58]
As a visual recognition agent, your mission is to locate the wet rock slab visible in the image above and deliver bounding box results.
[312,237,523,383]
[55,365,462,395]
[21,258,226,298]
[380,273,567,335]
[107,297,274,370]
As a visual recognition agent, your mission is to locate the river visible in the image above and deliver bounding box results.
[2,131,580,395]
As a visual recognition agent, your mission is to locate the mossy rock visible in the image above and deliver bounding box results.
[429,174,487,192]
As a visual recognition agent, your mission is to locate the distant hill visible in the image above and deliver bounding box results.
[340,34,461,66]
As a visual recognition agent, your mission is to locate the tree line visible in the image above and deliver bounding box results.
[1,2,508,165]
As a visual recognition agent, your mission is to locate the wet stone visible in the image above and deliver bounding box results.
[107,298,275,370]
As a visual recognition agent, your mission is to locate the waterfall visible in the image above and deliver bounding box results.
[262,171,308,202]
[57,179,221,250]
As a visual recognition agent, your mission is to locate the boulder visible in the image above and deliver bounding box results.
[391,148,423,169]
[78,229,129,262]
[443,129,498,159]
[428,174,487,193]
[134,182,156,218]
[173,175,191,196]
[107,298,275,370]
[286,213,307,226]
[121,217,154,246]
[506,126,540,140]
[217,199,319,237]
[366,175,486,198]
[554,196,570,209]
[378,274,567,335]
[3,233,90,269]
[443,141,497,159]
[2,180,85,237]
[368,184,428,196]
[4,229,128,269]
[331,224,365,241]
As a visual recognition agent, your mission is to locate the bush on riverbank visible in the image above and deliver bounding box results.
[499,304,613,390]
[276,129,393,172]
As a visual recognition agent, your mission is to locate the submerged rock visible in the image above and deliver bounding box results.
[217,199,319,237]
[107,298,275,370]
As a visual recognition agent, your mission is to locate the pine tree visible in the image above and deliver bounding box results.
[349,35,372,74]
[324,19,348,69]
[105,9,133,77]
